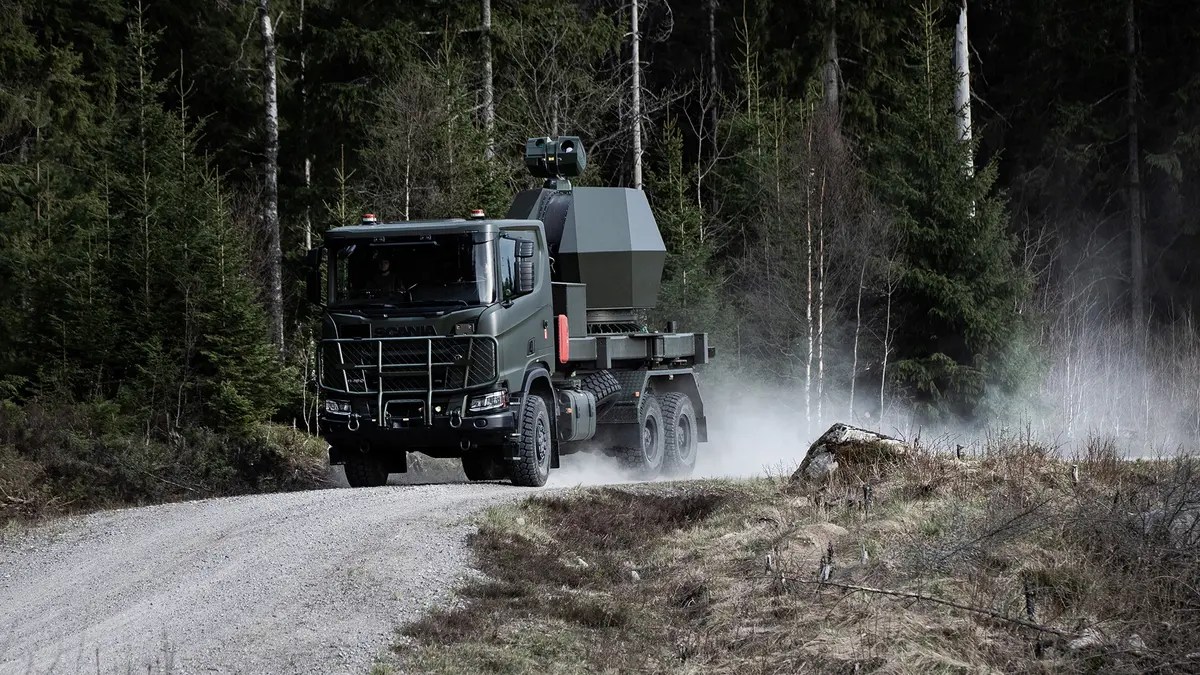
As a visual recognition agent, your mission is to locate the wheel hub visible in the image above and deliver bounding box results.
[535,418,549,465]
[677,414,693,461]
[643,418,659,462]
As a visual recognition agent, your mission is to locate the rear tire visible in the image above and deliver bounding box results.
[661,392,698,478]
[509,394,552,487]
[616,393,665,479]
[462,453,507,482]
[344,453,388,488]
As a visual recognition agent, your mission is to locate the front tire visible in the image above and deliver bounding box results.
[509,394,552,487]
[661,392,698,478]
[344,453,388,488]
[617,393,665,479]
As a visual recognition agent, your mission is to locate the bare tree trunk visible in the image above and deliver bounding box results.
[708,0,719,173]
[631,0,643,189]
[1127,0,1145,331]
[822,0,839,112]
[404,128,413,221]
[817,175,826,426]
[482,0,495,160]
[955,0,974,221]
[953,0,971,150]
[880,273,894,420]
[301,0,312,250]
[259,0,284,354]
[849,260,866,420]
[805,129,814,428]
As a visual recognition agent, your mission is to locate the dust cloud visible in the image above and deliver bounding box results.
[549,377,845,487]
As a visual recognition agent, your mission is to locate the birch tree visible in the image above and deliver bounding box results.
[630,0,643,189]
[953,0,971,150]
[481,0,495,160]
[258,0,283,354]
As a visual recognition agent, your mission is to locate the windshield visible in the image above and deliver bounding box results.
[331,233,495,308]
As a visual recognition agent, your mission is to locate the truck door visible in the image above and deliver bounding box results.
[493,231,554,386]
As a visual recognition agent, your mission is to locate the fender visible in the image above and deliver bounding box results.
[515,364,560,468]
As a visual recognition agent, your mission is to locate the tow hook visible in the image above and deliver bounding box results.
[449,411,463,429]
[347,415,361,432]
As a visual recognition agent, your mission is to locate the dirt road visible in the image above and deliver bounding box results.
[0,480,525,674]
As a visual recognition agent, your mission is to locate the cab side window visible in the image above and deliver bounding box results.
[498,237,517,300]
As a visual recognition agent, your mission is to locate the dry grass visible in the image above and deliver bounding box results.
[396,442,1200,674]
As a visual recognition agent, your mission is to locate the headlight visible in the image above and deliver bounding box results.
[468,389,508,412]
[324,400,351,414]
[454,322,476,335]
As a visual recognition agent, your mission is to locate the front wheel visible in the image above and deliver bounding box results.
[343,453,388,488]
[509,394,552,487]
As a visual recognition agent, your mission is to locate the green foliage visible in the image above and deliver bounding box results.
[866,2,1028,420]
[0,3,286,430]
[647,119,724,337]
[363,49,507,220]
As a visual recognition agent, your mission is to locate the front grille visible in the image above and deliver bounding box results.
[320,336,498,394]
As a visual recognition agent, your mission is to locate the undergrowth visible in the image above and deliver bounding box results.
[0,399,331,525]
[396,440,1200,674]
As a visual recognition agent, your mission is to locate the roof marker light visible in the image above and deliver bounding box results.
[361,213,377,224]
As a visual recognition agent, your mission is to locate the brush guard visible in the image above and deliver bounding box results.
[319,336,499,428]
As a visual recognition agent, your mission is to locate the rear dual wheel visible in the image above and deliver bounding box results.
[617,391,698,480]
[661,392,698,478]
[617,394,665,478]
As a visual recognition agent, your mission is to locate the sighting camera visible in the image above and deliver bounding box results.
[524,136,587,185]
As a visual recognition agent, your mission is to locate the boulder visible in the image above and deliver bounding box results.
[791,423,909,482]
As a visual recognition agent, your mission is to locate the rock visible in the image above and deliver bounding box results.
[803,452,838,481]
[1126,633,1147,654]
[629,569,641,582]
[791,423,909,482]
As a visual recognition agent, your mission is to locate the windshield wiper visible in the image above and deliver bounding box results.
[402,299,470,308]
[332,301,402,310]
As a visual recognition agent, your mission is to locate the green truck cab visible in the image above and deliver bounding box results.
[305,137,712,487]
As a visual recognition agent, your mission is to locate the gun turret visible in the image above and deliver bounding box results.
[507,136,666,324]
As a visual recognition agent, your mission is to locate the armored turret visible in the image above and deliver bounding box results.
[506,137,666,323]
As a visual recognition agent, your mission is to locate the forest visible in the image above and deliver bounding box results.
[2,0,1199,507]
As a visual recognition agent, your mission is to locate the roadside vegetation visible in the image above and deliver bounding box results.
[396,441,1200,673]
[0,399,330,526]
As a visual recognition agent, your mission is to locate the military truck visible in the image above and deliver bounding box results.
[304,136,714,487]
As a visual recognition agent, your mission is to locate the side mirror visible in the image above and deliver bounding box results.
[305,248,324,306]
[515,240,535,295]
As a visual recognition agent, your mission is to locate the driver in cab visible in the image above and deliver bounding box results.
[369,256,402,295]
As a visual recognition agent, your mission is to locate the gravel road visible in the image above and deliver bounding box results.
[0,478,527,675]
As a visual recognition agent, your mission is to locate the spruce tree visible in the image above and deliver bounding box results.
[867,1,1028,421]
